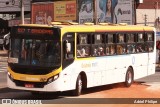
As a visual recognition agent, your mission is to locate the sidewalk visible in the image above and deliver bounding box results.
[0,50,8,62]
[135,65,160,89]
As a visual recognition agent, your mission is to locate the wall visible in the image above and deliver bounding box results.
[136,0,160,26]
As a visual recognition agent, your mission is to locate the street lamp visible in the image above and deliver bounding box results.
[19,0,24,24]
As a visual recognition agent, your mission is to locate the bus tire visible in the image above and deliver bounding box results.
[125,67,133,87]
[72,75,82,96]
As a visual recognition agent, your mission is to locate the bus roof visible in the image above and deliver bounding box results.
[18,22,155,33]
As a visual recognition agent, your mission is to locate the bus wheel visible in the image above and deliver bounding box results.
[73,75,82,96]
[125,67,133,87]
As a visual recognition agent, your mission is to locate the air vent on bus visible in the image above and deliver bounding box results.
[118,23,127,26]
[51,22,62,25]
[98,23,109,26]
[84,23,94,25]
[51,21,78,25]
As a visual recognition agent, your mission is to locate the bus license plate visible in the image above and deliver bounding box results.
[25,84,34,88]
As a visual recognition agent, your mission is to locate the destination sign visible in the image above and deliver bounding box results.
[17,28,54,35]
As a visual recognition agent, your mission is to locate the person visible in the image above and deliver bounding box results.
[105,0,112,23]
[112,0,118,23]
[93,48,98,56]
[77,47,88,57]
[110,45,115,55]
[63,40,70,59]
[106,47,110,55]
[21,41,27,60]
[36,40,46,61]
[98,47,105,56]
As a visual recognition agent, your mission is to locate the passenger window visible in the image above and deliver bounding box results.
[138,33,144,42]
[94,34,102,44]
[126,44,136,54]
[145,33,154,52]
[77,34,91,58]
[106,45,116,55]
[77,45,90,57]
[126,34,135,43]
[117,34,125,43]
[117,44,126,54]
[107,34,114,43]
[148,42,154,52]
[79,34,88,44]
[147,33,154,41]
[136,43,145,53]
[92,45,105,56]
[91,34,105,57]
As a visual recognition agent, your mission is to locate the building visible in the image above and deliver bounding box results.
[136,0,160,27]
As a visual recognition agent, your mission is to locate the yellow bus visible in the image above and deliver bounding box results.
[7,22,156,96]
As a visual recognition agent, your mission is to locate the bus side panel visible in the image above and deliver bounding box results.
[113,55,131,83]
[133,53,148,80]
[61,63,79,91]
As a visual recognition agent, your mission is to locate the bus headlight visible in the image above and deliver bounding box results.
[47,74,59,84]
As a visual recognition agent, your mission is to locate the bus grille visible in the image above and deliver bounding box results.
[14,80,46,88]
[10,67,53,75]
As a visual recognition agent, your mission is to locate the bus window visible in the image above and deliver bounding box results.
[117,34,125,43]
[91,34,105,56]
[126,33,136,54]
[147,33,154,41]
[106,45,116,55]
[136,43,145,53]
[126,44,136,54]
[92,45,105,56]
[146,33,154,52]
[117,44,126,54]
[126,34,135,43]
[79,34,88,44]
[77,45,90,57]
[94,34,102,44]
[107,34,114,44]
[116,33,126,55]
[77,33,91,58]
[136,33,146,53]
[11,39,22,58]
[148,42,154,52]
[138,33,145,42]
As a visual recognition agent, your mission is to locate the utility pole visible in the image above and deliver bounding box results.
[144,14,147,26]
[20,0,24,24]
[155,1,159,27]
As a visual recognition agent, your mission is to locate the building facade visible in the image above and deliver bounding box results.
[136,0,160,27]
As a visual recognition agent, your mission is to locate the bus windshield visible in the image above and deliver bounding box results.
[8,38,61,67]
